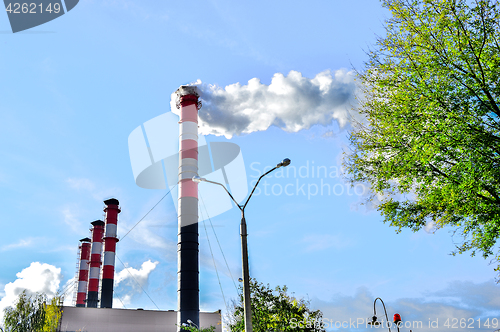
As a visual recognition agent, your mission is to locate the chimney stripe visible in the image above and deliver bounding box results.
[76,238,91,307]
[100,198,120,308]
[86,220,105,308]
[176,86,200,330]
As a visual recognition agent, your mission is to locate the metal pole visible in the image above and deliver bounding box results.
[192,158,290,332]
[240,210,253,332]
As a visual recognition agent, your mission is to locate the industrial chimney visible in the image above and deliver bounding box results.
[87,220,105,308]
[100,198,120,308]
[176,85,200,330]
[75,237,91,307]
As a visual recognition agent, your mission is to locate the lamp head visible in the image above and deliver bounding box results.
[368,316,380,326]
[192,176,205,183]
[182,323,189,327]
[393,313,402,324]
[187,319,194,324]
[277,158,291,168]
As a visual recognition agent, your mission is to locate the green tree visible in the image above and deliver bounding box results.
[227,279,325,332]
[1,291,62,332]
[42,296,62,332]
[344,0,500,274]
[177,323,216,332]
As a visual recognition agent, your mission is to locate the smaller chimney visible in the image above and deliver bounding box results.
[86,220,105,308]
[75,237,91,307]
[100,198,120,308]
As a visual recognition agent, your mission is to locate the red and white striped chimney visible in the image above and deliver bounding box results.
[86,220,105,308]
[100,198,120,308]
[76,237,91,307]
[176,85,200,330]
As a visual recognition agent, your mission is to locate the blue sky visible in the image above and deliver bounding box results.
[1,0,499,331]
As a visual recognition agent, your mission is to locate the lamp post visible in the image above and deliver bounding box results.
[368,298,408,332]
[193,158,291,332]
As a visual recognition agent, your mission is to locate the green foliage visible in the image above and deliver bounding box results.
[2,290,45,332]
[177,323,216,332]
[42,296,62,332]
[227,279,325,331]
[344,0,500,274]
[1,291,62,332]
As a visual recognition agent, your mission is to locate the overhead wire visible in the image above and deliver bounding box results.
[65,185,175,309]
[108,185,176,310]
[115,254,160,310]
[199,193,240,296]
[199,195,229,315]
[120,184,177,241]
[115,294,128,309]
[60,279,75,296]
[59,279,77,304]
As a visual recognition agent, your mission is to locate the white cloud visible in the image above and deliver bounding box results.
[424,220,436,233]
[171,70,359,138]
[122,221,177,260]
[311,280,500,332]
[0,262,62,323]
[113,294,132,309]
[1,238,35,251]
[115,260,159,291]
[61,206,83,233]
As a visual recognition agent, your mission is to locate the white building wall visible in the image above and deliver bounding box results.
[58,307,222,332]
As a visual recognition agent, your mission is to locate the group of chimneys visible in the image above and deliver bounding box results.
[75,198,121,308]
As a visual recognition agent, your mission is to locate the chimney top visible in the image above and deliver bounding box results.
[104,198,119,206]
[91,220,105,226]
[176,85,199,98]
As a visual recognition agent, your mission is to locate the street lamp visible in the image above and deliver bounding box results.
[193,158,291,332]
[368,298,391,332]
[182,319,199,330]
[368,298,408,332]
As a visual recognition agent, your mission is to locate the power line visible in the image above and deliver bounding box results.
[115,294,128,309]
[115,254,160,310]
[199,197,229,315]
[199,194,239,296]
[120,185,177,241]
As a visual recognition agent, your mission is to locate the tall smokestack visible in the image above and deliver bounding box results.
[100,198,120,308]
[76,237,91,307]
[87,220,105,308]
[176,86,200,330]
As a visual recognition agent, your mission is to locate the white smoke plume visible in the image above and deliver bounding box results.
[170,69,358,138]
[0,262,62,323]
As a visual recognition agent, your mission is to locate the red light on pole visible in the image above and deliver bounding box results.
[394,313,402,324]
